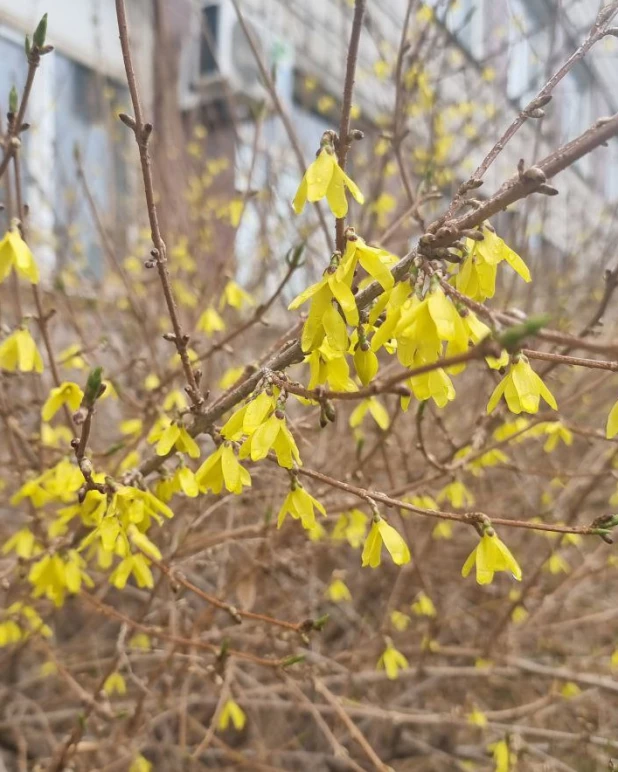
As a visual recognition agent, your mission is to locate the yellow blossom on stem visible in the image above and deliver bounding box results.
[58,343,87,370]
[109,553,155,590]
[218,699,246,731]
[607,399,618,438]
[292,138,364,218]
[537,421,573,452]
[195,442,251,495]
[278,483,326,530]
[456,225,531,301]
[403,366,456,409]
[354,341,379,385]
[489,739,516,772]
[219,279,254,311]
[0,227,39,284]
[462,528,522,585]
[2,527,40,559]
[29,550,93,607]
[120,418,143,437]
[41,382,83,421]
[326,578,352,602]
[173,465,199,497]
[289,253,358,353]
[340,230,396,292]
[362,516,411,568]
[487,356,557,415]
[150,419,200,458]
[411,591,436,617]
[218,365,246,389]
[240,412,301,469]
[331,509,368,548]
[307,343,357,392]
[437,480,475,508]
[467,708,488,727]
[544,554,570,574]
[0,328,44,373]
[350,397,390,430]
[390,610,411,631]
[197,306,226,336]
[129,755,152,772]
[103,672,126,696]
[377,640,409,679]
[432,521,453,540]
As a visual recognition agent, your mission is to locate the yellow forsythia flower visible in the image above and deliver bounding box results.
[325,578,352,602]
[120,418,143,436]
[467,708,488,727]
[487,356,557,415]
[411,591,436,617]
[219,280,254,311]
[511,605,528,624]
[151,420,200,458]
[218,699,246,731]
[129,755,152,772]
[607,400,618,438]
[41,382,83,421]
[195,443,251,495]
[377,640,408,679]
[560,681,581,698]
[354,343,379,385]
[489,739,516,772]
[432,521,453,540]
[350,397,390,430]
[144,373,160,390]
[292,136,364,218]
[2,527,39,559]
[197,306,226,336]
[390,610,411,631]
[543,554,570,574]
[0,227,39,283]
[331,509,368,548]
[462,530,522,585]
[58,343,87,370]
[278,484,325,530]
[129,633,151,651]
[456,225,530,302]
[437,480,474,508]
[362,516,411,568]
[103,672,126,696]
[240,413,301,469]
[219,365,246,389]
[0,328,44,373]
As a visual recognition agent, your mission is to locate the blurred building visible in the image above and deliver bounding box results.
[0,0,617,273]
[170,0,618,257]
[0,0,152,276]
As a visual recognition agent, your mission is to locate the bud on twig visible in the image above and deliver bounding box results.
[8,86,18,115]
[496,314,550,351]
[33,13,48,49]
[118,113,137,130]
[536,183,559,196]
[522,165,546,183]
[83,366,104,408]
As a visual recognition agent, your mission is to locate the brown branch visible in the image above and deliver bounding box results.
[115,0,204,411]
[436,1,618,225]
[335,0,366,253]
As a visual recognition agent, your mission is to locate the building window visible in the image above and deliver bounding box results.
[53,54,130,279]
[200,3,221,76]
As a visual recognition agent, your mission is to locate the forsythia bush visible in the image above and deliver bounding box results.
[2,3,618,771]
